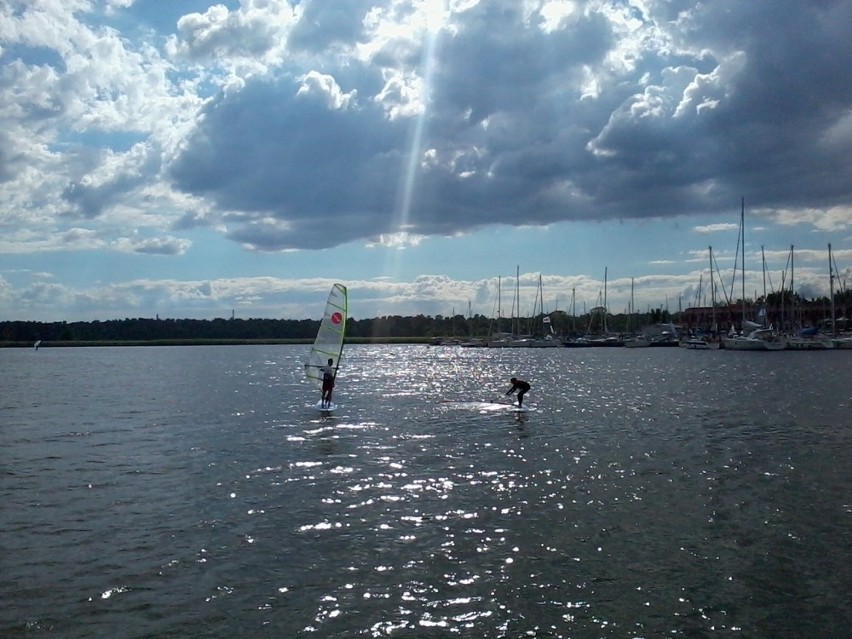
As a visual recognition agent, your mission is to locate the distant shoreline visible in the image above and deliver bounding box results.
[2,337,434,348]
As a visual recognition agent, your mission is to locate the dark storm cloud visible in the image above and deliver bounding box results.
[170,75,409,245]
[590,0,852,211]
[168,0,852,251]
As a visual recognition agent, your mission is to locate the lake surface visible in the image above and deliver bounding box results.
[2,344,850,638]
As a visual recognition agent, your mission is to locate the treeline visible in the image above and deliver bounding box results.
[1,314,502,344]
[3,317,312,343]
[0,312,583,344]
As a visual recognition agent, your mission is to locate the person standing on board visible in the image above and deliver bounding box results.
[505,377,531,408]
[320,358,336,408]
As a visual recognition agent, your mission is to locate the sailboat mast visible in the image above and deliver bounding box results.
[497,276,502,335]
[829,243,836,336]
[790,244,794,331]
[695,273,702,308]
[537,274,544,334]
[571,287,576,333]
[709,246,717,332]
[740,197,746,325]
[761,245,767,327]
[629,277,635,333]
[538,273,544,317]
[515,265,520,336]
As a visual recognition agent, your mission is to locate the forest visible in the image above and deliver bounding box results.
[0,311,657,345]
[2,315,484,345]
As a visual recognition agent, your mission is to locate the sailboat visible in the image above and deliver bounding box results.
[623,278,652,347]
[785,245,833,349]
[528,274,559,347]
[681,247,721,349]
[721,199,787,351]
[570,267,623,346]
[488,266,534,347]
[828,243,852,349]
[304,283,348,410]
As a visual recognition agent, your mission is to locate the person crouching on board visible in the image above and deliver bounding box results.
[320,358,336,408]
[506,377,531,408]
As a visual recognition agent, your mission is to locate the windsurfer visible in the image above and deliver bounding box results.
[320,358,336,408]
[505,377,531,408]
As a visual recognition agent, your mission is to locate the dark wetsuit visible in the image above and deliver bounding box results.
[320,365,335,405]
[506,379,531,407]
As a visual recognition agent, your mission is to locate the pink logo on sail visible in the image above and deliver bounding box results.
[331,312,343,325]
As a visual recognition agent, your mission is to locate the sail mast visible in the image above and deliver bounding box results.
[514,265,520,336]
[497,275,502,335]
[604,267,608,334]
[571,287,576,333]
[629,277,635,333]
[709,246,717,333]
[761,245,767,327]
[829,243,836,336]
[740,197,746,325]
[790,245,794,331]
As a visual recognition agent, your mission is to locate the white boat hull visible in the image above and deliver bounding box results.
[681,338,720,350]
[786,337,834,350]
[722,330,787,351]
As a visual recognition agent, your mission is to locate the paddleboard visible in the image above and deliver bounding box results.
[441,400,534,413]
[441,400,507,412]
[314,401,338,412]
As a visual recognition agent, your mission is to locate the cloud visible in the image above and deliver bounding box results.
[771,206,852,233]
[287,2,371,54]
[169,73,408,249]
[0,0,203,256]
[112,235,192,256]
[2,0,852,322]
[3,255,847,322]
[159,0,852,253]
[694,223,738,234]
[172,1,299,65]
[6,1,852,250]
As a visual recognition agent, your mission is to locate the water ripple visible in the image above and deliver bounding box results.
[1,345,850,637]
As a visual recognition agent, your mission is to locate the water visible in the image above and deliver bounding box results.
[1,344,850,638]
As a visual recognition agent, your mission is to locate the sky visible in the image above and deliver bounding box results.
[2,0,852,323]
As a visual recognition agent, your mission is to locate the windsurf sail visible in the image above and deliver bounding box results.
[304,283,348,388]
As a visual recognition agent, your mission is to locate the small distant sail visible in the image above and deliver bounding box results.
[304,284,348,388]
[34,340,42,350]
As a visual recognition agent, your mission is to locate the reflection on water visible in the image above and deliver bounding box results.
[1,345,850,638]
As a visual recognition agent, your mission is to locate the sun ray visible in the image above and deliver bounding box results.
[383,1,446,278]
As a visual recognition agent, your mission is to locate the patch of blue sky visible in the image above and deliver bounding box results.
[1,43,65,70]
[5,249,107,291]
